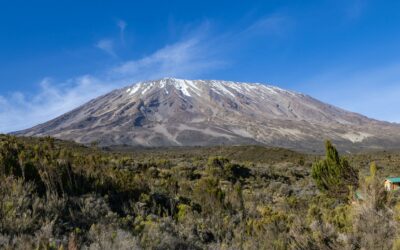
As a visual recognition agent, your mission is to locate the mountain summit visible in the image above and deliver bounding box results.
[16,78,400,152]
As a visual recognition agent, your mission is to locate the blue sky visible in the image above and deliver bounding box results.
[1,0,400,132]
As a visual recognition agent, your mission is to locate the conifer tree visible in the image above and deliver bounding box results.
[311,140,358,199]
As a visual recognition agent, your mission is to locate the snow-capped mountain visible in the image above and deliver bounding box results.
[15,78,400,152]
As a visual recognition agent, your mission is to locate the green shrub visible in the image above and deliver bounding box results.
[311,141,358,199]
[0,176,42,234]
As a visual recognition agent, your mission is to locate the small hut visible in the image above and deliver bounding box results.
[384,177,400,191]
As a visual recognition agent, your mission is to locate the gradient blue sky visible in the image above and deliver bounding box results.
[1,0,400,132]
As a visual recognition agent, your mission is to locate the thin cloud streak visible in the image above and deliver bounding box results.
[0,76,114,132]
[112,38,225,81]
[95,39,116,57]
[117,19,127,43]
[243,14,293,36]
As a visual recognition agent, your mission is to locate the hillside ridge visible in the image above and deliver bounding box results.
[15,78,400,152]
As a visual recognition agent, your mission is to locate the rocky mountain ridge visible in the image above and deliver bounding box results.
[15,78,400,152]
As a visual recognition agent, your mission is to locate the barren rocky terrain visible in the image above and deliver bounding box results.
[16,78,400,152]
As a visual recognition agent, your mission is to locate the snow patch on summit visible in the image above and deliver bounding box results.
[173,79,193,97]
[128,83,142,96]
[210,81,235,97]
[171,79,201,97]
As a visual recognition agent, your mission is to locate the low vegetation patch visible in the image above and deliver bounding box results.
[1,135,400,249]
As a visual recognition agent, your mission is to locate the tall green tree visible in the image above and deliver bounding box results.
[311,141,358,199]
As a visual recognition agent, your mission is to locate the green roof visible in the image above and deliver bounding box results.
[386,177,400,183]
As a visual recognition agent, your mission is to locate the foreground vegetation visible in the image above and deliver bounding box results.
[1,135,400,249]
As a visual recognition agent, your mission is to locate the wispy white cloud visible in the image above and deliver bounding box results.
[112,38,225,81]
[117,19,127,43]
[0,76,116,132]
[117,20,127,33]
[244,14,292,36]
[95,39,116,57]
[96,20,128,56]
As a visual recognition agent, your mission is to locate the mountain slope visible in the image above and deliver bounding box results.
[15,78,400,152]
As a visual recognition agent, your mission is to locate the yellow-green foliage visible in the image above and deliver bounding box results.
[0,176,41,234]
[325,204,352,233]
[176,204,191,222]
[1,135,400,249]
[311,140,358,200]
[193,177,225,214]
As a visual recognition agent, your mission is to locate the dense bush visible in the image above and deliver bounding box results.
[1,135,400,249]
[311,140,358,200]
